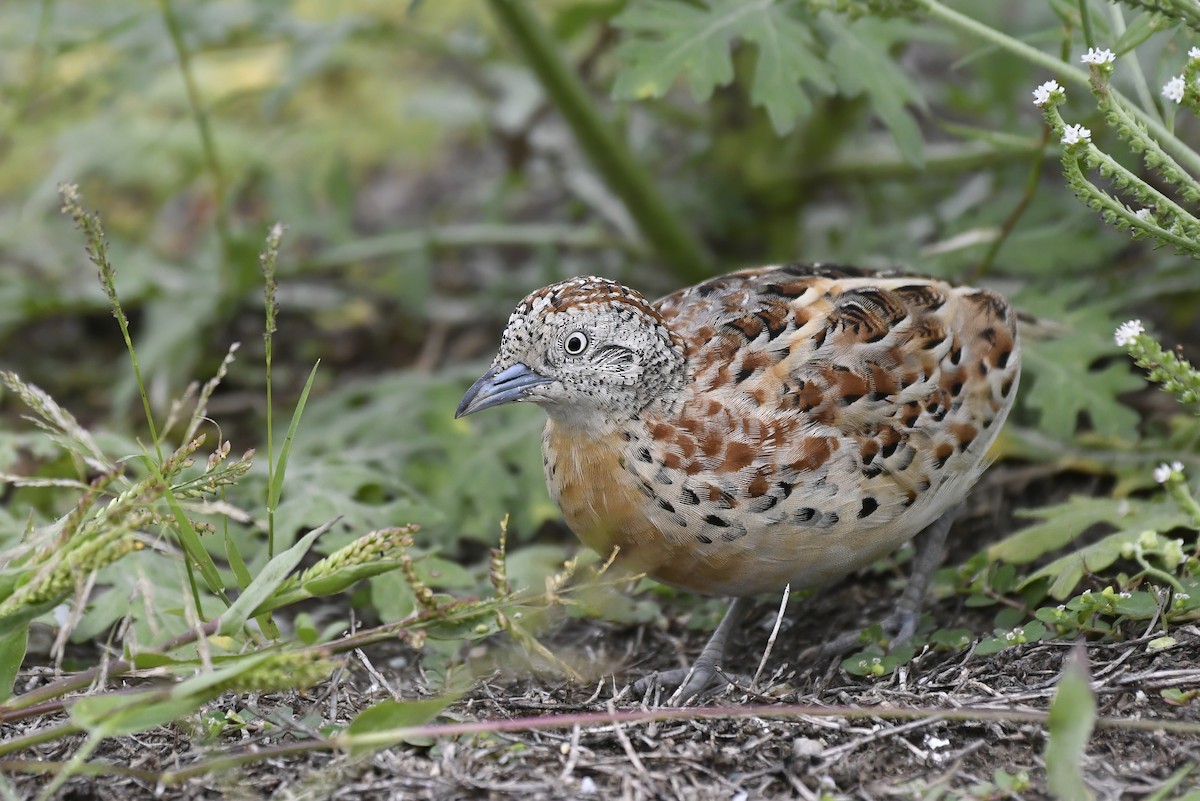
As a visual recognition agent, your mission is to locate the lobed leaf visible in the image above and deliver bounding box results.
[612,0,833,135]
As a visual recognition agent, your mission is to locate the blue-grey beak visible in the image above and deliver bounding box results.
[455,363,552,418]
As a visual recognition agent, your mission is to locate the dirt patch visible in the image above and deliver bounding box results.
[7,569,1200,800]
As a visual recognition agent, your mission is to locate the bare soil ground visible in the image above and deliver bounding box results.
[8,508,1200,801]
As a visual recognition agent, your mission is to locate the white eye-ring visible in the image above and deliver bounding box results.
[564,330,589,355]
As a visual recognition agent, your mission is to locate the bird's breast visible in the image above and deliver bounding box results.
[540,419,889,596]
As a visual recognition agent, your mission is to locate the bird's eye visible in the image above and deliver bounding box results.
[564,331,589,355]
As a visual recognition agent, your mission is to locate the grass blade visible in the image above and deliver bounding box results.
[158,475,228,606]
[267,361,320,534]
[224,531,253,591]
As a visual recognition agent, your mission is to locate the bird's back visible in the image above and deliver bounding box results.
[544,264,1019,597]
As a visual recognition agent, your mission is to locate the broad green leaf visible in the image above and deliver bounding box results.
[988,496,1192,599]
[344,696,455,753]
[1045,647,1096,801]
[1031,529,1156,600]
[0,621,28,702]
[612,0,834,135]
[1024,343,1142,438]
[0,596,61,638]
[1015,284,1144,440]
[987,497,1129,564]
[219,519,335,636]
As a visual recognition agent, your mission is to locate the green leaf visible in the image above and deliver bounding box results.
[69,689,202,737]
[991,497,1192,599]
[612,0,834,135]
[344,696,455,753]
[219,519,335,636]
[225,531,253,591]
[0,621,28,702]
[1045,647,1096,801]
[1016,284,1144,439]
[987,497,1127,565]
[823,16,925,166]
[1024,343,1142,438]
[269,361,320,512]
[156,465,227,601]
[990,496,1187,565]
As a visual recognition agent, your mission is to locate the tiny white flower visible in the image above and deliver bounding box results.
[1190,47,1200,62]
[1119,592,1132,599]
[926,736,951,750]
[1061,123,1091,145]
[1114,319,1144,347]
[1163,75,1186,104]
[1134,208,1153,223]
[1154,463,1175,483]
[1032,79,1062,107]
[1081,47,1116,65]
[1173,460,1185,472]
[1176,593,1191,601]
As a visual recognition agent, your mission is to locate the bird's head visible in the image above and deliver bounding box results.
[455,277,687,431]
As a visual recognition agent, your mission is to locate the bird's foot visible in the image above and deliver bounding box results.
[626,597,756,705]
[629,662,743,705]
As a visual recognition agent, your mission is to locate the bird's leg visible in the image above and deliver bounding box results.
[889,502,961,640]
[809,503,961,659]
[632,596,755,705]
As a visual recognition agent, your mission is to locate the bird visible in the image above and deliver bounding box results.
[456,264,1020,702]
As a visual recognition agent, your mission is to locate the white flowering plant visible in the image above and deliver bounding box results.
[1031,45,1200,256]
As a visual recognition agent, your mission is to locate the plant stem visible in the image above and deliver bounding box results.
[973,124,1053,277]
[0,723,81,758]
[798,136,1053,182]
[1108,4,1157,115]
[156,0,235,293]
[1078,0,1094,49]
[485,0,712,282]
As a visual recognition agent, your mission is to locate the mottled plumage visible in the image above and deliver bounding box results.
[457,264,1020,696]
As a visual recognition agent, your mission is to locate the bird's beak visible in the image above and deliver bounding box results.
[455,363,552,418]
